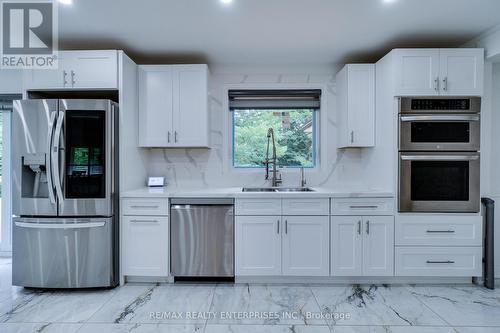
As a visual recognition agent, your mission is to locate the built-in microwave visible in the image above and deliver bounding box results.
[399,152,480,213]
[399,97,480,152]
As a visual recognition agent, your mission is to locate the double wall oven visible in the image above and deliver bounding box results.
[398,97,481,213]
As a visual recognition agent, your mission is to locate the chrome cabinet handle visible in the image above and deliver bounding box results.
[130,205,159,209]
[277,220,280,234]
[130,219,159,223]
[174,131,178,143]
[350,131,354,144]
[285,220,288,234]
[426,260,455,264]
[71,70,76,87]
[434,77,439,91]
[426,230,455,233]
[350,205,378,209]
[357,220,361,235]
[442,77,447,91]
[63,70,68,86]
[168,131,171,143]
[366,220,370,235]
[46,112,57,204]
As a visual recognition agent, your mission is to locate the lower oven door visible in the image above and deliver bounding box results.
[399,114,480,151]
[399,152,480,213]
[12,217,114,288]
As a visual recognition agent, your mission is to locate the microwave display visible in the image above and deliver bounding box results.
[410,99,470,110]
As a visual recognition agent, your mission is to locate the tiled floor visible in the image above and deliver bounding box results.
[0,258,499,332]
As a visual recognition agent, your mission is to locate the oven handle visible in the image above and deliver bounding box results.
[401,154,479,161]
[400,115,480,122]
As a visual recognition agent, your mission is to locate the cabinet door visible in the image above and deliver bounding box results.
[23,51,71,90]
[331,216,362,276]
[68,50,118,89]
[362,216,394,276]
[394,49,440,96]
[347,64,375,147]
[123,216,169,276]
[172,65,209,147]
[235,216,281,276]
[282,216,329,276]
[138,66,174,147]
[439,49,484,96]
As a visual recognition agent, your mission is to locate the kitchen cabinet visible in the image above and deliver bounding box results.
[331,216,394,276]
[23,50,118,90]
[122,198,169,277]
[235,216,282,276]
[122,215,169,277]
[336,64,375,148]
[282,216,330,276]
[138,64,209,148]
[393,48,484,96]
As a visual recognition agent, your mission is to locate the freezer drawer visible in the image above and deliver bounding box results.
[170,199,234,277]
[13,217,115,288]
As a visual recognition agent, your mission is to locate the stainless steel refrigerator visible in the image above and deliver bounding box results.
[12,99,119,288]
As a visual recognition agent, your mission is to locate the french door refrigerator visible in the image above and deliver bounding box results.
[12,99,119,288]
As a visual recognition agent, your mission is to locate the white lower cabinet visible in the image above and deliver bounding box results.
[235,216,282,276]
[123,216,169,276]
[395,246,482,277]
[282,216,330,276]
[235,215,330,276]
[331,216,394,276]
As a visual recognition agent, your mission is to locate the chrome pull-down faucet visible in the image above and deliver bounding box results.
[264,128,282,187]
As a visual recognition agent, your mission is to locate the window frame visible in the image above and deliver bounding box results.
[223,83,326,174]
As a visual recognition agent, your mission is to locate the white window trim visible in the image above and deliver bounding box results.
[222,83,328,176]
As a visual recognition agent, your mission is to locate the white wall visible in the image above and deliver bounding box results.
[146,65,394,192]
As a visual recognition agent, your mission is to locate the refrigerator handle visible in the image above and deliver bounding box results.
[46,112,57,204]
[53,111,65,203]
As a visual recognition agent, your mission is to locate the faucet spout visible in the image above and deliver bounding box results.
[265,128,282,187]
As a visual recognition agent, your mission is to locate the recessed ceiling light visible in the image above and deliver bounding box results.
[220,0,233,5]
[59,0,73,5]
[383,0,397,3]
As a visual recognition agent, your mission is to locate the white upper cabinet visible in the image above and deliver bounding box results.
[23,50,118,90]
[393,48,484,96]
[336,64,375,148]
[439,49,484,96]
[394,49,440,96]
[138,66,174,147]
[138,64,209,148]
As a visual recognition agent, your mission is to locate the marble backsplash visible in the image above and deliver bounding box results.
[146,66,393,192]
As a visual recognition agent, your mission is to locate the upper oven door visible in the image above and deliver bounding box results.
[399,114,480,151]
[399,152,480,213]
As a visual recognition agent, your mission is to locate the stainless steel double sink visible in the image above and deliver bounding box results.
[242,187,315,192]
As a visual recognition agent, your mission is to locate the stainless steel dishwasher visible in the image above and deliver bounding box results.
[170,198,234,278]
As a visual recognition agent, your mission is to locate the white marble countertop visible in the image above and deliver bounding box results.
[121,186,394,199]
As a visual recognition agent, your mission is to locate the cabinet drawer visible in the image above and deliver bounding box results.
[235,199,281,215]
[331,197,394,215]
[122,198,168,216]
[282,198,329,215]
[123,216,169,276]
[396,215,482,246]
[395,246,482,277]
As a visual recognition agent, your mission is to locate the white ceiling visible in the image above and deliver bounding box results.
[58,0,500,66]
